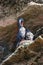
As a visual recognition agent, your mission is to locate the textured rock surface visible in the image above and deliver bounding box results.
[0,0,43,20]
[1,36,43,65]
[18,4,43,34]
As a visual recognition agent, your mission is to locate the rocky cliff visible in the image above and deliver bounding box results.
[0,1,43,64]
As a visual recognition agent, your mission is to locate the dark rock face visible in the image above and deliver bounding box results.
[0,22,18,63]
[0,46,4,62]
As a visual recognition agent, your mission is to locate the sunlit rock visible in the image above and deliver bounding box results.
[1,36,43,65]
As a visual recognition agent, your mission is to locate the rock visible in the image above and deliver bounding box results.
[0,21,18,50]
[0,46,4,62]
[18,3,43,34]
[1,36,43,65]
[0,0,43,19]
[0,20,18,63]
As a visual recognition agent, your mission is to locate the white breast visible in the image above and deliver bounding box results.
[19,27,26,38]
